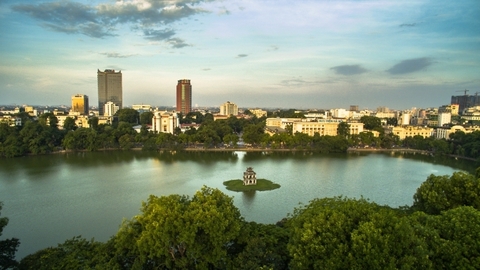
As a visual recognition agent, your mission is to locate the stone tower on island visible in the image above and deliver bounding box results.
[243,167,257,185]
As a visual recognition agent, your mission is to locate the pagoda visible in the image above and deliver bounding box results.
[243,167,257,185]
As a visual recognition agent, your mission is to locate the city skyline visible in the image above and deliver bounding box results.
[1,0,479,110]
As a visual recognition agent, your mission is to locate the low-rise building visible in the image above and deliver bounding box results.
[0,115,21,126]
[292,121,364,136]
[152,111,179,134]
[249,108,267,118]
[390,126,433,140]
[462,106,480,122]
[435,125,480,139]
[132,104,152,113]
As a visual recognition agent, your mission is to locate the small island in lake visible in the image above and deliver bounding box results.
[223,167,281,192]
[223,179,281,191]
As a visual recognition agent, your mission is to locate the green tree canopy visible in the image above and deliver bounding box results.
[18,236,109,270]
[412,172,480,214]
[337,121,350,138]
[360,116,382,130]
[63,117,77,131]
[115,108,139,124]
[113,186,242,269]
[139,111,154,125]
[287,197,430,270]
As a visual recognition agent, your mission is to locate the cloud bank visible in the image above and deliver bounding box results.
[12,0,215,47]
[330,65,368,76]
[387,57,433,75]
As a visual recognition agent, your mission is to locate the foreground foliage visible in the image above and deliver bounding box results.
[0,202,20,270]
[5,167,480,269]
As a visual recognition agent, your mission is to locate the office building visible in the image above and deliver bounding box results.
[98,69,122,115]
[176,79,192,114]
[71,94,89,115]
[220,101,238,116]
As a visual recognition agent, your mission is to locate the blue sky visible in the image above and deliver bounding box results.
[1,0,479,110]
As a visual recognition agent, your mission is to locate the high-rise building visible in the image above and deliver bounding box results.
[176,79,192,114]
[220,101,238,116]
[451,94,480,112]
[71,94,89,115]
[98,69,122,115]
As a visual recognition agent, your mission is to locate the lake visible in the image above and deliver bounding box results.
[0,150,476,259]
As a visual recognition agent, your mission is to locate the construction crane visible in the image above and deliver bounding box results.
[455,89,469,95]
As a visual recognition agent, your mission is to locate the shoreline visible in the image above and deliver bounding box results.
[25,147,478,162]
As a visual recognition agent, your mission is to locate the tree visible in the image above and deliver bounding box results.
[113,187,242,269]
[18,236,109,269]
[337,122,350,138]
[119,134,133,150]
[410,207,480,269]
[0,202,20,270]
[115,108,139,124]
[287,197,430,269]
[243,123,267,145]
[232,222,290,269]
[63,117,77,131]
[386,117,398,126]
[88,117,99,131]
[139,111,154,125]
[360,116,381,130]
[412,171,480,214]
[38,113,58,128]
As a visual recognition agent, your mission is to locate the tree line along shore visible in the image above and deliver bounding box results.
[1,109,479,162]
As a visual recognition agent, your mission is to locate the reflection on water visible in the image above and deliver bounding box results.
[241,190,256,210]
[0,150,477,259]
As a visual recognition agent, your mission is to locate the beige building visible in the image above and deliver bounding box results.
[249,108,267,118]
[132,104,152,112]
[266,118,363,137]
[220,101,238,116]
[436,125,480,139]
[390,126,433,140]
[0,115,21,126]
[462,106,480,122]
[292,121,364,136]
[152,111,179,134]
[439,104,459,116]
[71,94,89,115]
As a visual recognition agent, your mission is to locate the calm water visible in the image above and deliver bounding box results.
[0,151,476,259]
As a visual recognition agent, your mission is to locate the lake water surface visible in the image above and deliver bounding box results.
[0,150,476,258]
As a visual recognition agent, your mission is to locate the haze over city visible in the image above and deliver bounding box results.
[1,0,479,109]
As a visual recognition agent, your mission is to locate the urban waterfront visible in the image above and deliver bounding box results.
[0,151,477,259]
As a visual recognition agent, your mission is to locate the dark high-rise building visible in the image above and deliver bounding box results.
[97,69,122,115]
[176,79,192,114]
[451,94,480,112]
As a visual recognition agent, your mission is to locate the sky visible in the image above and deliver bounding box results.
[0,0,479,110]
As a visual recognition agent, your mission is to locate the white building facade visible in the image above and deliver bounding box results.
[152,111,180,134]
